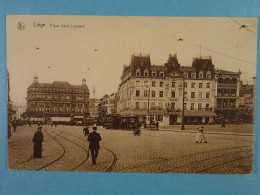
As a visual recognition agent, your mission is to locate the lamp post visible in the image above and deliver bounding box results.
[146,85,150,124]
[181,76,185,130]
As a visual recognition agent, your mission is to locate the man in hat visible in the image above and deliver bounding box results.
[32,126,44,158]
[87,124,102,164]
[83,124,90,136]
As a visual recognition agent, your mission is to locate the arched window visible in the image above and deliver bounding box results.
[144,69,149,77]
[184,72,189,78]
[199,71,204,79]
[191,72,196,78]
[160,71,164,77]
[136,69,141,76]
[206,71,211,79]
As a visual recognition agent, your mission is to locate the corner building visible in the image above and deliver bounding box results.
[26,75,90,124]
[117,54,216,126]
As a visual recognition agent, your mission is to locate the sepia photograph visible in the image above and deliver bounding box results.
[7,15,257,174]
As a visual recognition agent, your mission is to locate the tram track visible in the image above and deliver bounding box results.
[60,131,118,172]
[115,145,252,173]
[159,146,252,173]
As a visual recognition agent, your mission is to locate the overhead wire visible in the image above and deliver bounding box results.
[124,16,256,65]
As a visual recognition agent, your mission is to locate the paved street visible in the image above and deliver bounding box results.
[8,125,253,174]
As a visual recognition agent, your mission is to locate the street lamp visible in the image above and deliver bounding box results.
[181,76,185,130]
[146,85,150,124]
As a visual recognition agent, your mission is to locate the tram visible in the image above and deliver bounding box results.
[103,114,142,130]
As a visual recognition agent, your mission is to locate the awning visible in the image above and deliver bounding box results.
[184,111,217,117]
[74,116,84,119]
[29,118,44,121]
[51,117,71,122]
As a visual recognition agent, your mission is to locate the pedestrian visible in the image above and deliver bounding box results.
[83,125,90,136]
[12,121,17,133]
[87,124,102,164]
[32,126,44,158]
[196,126,207,143]
[155,121,159,131]
[8,123,11,139]
[221,120,226,128]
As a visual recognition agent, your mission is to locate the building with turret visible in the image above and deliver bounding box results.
[26,75,89,124]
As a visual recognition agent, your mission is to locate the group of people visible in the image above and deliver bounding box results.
[32,122,102,165]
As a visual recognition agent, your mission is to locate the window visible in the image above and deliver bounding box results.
[190,103,194,110]
[159,91,164,97]
[136,70,141,76]
[144,90,148,97]
[184,92,187,98]
[191,92,195,98]
[151,102,155,109]
[206,92,210,98]
[152,81,156,87]
[158,102,163,108]
[160,71,164,77]
[198,103,202,110]
[191,82,195,88]
[184,73,188,78]
[160,81,164,87]
[199,72,204,78]
[171,91,175,98]
[143,102,147,109]
[136,81,140,86]
[136,90,140,97]
[191,73,196,78]
[206,83,210,88]
[199,83,203,88]
[144,70,149,76]
[157,115,163,122]
[205,103,209,110]
[184,82,187,88]
[184,103,187,110]
[136,102,139,109]
[206,72,211,78]
[199,92,202,99]
[172,82,175,88]
[152,91,156,97]
[152,71,156,77]
[171,103,175,110]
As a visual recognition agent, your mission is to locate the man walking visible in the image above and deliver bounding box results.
[87,124,102,164]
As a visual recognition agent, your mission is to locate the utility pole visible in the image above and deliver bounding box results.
[181,76,185,130]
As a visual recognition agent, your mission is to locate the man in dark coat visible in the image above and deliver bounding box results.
[32,126,44,158]
[12,121,17,133]
[87,125,102,164]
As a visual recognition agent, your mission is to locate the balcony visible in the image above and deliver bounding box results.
[217,83,237,88]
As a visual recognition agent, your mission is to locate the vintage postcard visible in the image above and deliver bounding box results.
[7,15,257,174]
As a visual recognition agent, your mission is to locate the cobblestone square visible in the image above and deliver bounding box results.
[8,124,253,174]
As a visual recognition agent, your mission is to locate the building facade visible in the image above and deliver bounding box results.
[215,69,241,122]
[117,54,216,126]
[26,75,90,124]
[89,98,100,118]
[100,93,118,115]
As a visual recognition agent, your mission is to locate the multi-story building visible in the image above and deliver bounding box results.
[100,93,118,115]
[215,69,241,122]
[26,75,89,124]
[181,57,216,124]
[117,54,216,126]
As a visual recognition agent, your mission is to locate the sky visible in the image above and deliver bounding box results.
[6,15,258,105]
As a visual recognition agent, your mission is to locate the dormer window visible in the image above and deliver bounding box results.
[136,69,141,76]
[184,73,188,78]
[144,69,149,77]
[206,71,211,79]
[152,71,156,77]
[199,71,204,79]
[160,71,164,77]
[191,72,196,78]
